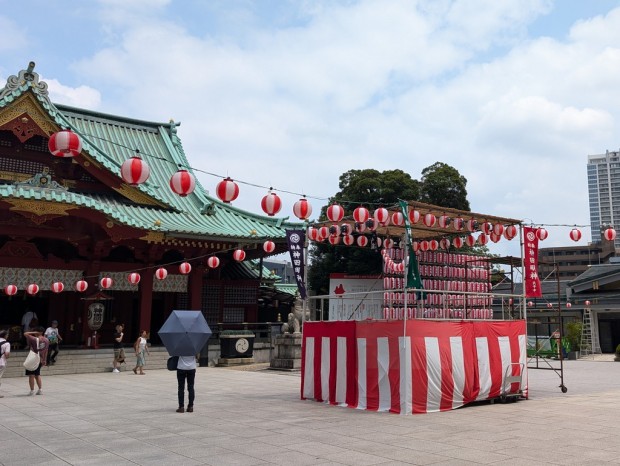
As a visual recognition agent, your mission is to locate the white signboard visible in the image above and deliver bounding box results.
[328,274,384,321]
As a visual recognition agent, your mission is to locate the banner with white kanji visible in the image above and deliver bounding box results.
[286,229,307,299]
[523,226,542,298]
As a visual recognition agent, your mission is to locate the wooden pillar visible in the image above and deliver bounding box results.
[139,266,154,334]
[188,265,204,311]
[81,261,100,347]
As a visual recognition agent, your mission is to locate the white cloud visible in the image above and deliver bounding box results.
[44,78,102,110]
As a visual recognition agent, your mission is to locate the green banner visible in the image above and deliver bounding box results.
[398,200,424,292]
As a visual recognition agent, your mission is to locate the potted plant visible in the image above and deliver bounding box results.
[615,344,620,362]
[565,321,582,360]
[219,329,255,358]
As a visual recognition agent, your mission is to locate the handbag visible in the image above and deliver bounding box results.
[23,337,41,371]
[167,356,179,371]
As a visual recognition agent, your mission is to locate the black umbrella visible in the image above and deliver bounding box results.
[158,310,212,356]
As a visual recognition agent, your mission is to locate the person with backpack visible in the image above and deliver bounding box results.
[0,329,11,398]
[44,320,62,365]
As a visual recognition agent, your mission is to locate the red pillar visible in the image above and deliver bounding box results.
[139,267,154,334]
[188,265,204,310]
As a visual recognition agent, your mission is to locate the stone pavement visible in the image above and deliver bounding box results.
[1,358,620,465]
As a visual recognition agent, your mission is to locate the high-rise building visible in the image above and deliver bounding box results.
[588,149,620,246]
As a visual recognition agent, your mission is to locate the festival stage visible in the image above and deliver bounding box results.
[301,319,527,414]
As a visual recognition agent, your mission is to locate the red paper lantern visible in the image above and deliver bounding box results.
[536,228,548,241]
[293,198,312,220]
[263,241,276,253]
[261,191,282,216]
[420,241,429,252]
[374,207,390,226]
[51,281,64,293]
[342,234,355,246]
[207,256,220,269]
[453,217,464,230]
[391,212,405,226]
[215,177,239,203]
[566,302,572,308]
[465,235,476,247]
[121,156,150,185]
[75,280,88,292]
[585,300,591,306]
[26,284,39,295]
[452,237,464,249]
[429,239,439,251]
[100,277,113,289]
[478,233,488,245]
[155,268,168,280]
[355,221,367,233]
[318,226,330,240]
[569,228,582,242]
[409,209,420,224]
[365,218,377,231]
[340,223,352,235]
[440,238,450,250]
[329,224,341,236]
[383,238,394,249]
[356,235,368,247]
[466,219,478,232]
[4,284,17,296]
[308,227,319,241]
[328,235,340,245]
[490,233,501,243]
[493,224,504,236]
[48,130,82,158]
[604,228,616,241]
[232,250,246,262]
[527,301,534,307]
[179,262,192,274]
[481,222,493,235]
[170,169,196,196]
[353,206,370,223]
[423,213,436,227]
[438,215,451,228]
[128,273,141,285]
[326,204,345,223]
[504,225,517,240]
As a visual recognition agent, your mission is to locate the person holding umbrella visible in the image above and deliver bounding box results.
[176,354,196,413]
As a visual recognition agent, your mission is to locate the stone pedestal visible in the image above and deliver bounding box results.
[270,333,302,371]
[217,357,255,367]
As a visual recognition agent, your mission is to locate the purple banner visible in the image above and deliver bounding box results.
[286,229,307,299]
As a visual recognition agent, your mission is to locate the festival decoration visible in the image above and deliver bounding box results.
[75,280,88,292]
[329,225,341,236]
[48,130,82,158]
[343,234,355,246]
[355,221,367,233]
[4,284,17,296]
[155,268,168,280]
[490,233,501,243]
[353,206,370,223]
[466,219,478,232]
[409,209,420,224]
[215,177,239,203]
[51,281,64,293]
[293,197,313,220]
[365,218,377,231]
[566,303,572,308]
[326,204,345,222]
[429,239,439,251]
[527,301,533,307]
[438,215,451,228]
[99,277,113,289]
[128,272,141,285]
[340,223,352,235]
[120,155,150,185]
[232,250,246,261]
[318,226,330,240]
[585,300,591,306]
[207,256,220,268]
[453,217,464,230]
[440,238,451,250]
[536,228,548,241]
[423,213,436,227]
[452,237,464,248]
[391,212,405,226]
[412,241,419,252]
[179,262,192,274]
[478,233,488,245]
[263,240,276,253]
[26,284,39,295]
[604,227,616,241]
[374,207,390,226]
[383,238,394,249]
[261,191,282,216]
[308,227,319,241]
[169,169,196,196]
[504,225,517,240]
[493,224,504,236]
[420,241,430,252]
[357,235,368,247]
[481,222,493,235]
[465,234,476,247]
[328,235,340,245]
[569,228,582,242]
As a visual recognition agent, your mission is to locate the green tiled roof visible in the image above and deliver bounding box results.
[0,63,302,240]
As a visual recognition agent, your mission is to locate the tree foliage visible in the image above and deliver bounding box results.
[419,162,470,211]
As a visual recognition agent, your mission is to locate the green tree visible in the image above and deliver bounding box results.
[419,162,470,211]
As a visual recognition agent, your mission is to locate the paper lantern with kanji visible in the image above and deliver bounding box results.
[207,256,220,269]
[342,234,355,246]
[4,284,17,296]
[169,169,196,196]
[504,225,517,240]
[232,250,246,262]
[536,228,548,241]
[481,222,493,235]
[329,224,341,236]
[51,281,64,293]
[466,219,478,232]
[48,130,82,158]
[452,237,464,248]
[356,235,368,247]
[423,213,436,227]
[340,223,352,235]
[409,209,420,224]
[365,218,377,231]
[438,215,451,228]
[355,221,366,233]
[263,240,276,253]
[155,268,168,280]
[391,212,405,226]
[215,177,239,203]
[100,277,113,289]
[604,228,616,241]
[465,234,476,247]
[307,227,319,241]
[128,273,141,285]
[75,280,88,292]
[121,156,150,185]
[353,206,370,223]
[493,223,504,236]
[293,198,313,220]
[179,262,192,274]
[261,191,282,216]
[569,228,582,242]
[26,284,39,295]
[326,204,345,222]
[453,217,464,231]
[374,207,390,226]
[328,235,340,245]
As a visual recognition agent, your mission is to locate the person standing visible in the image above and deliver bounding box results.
[23,327,49,396]
[112,324,125,373]
[132,330,150,375]
[44,320,62,365]
[176,355,196,413]
[0,329,11,398]
[21,309,38,335]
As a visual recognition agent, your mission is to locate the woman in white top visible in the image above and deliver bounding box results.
[132,330,150,375]
[176,355,196,413]
[0,329,11,398]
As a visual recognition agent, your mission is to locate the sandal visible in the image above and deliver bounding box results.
[132,368,137,374]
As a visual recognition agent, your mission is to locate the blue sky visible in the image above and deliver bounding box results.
[2,0,620,259]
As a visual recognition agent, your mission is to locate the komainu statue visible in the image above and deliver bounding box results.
[281,298,310,334]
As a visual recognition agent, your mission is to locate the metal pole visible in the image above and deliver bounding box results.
[556,263,566,392]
